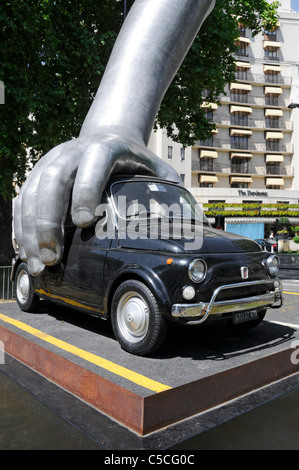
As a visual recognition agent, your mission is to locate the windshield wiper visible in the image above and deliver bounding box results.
[127,211,169,220]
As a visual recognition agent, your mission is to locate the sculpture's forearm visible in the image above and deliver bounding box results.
[80,0,216,145]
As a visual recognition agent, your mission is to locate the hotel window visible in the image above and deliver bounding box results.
[265,116,279,129]
[265,93,279,106]
[236,41,248,57]
[264,27,278,42]
[168,146,173,159]
[180,174,185,184]
[235,68,248,81]
[231,182,249,189]
[200,157,214,172]
[230,89,249,104]
[265,70,279,84]
[180,147,185,161]
[265,46,278,60]
[231,111,249,127]
[205,109,214,121]
[238,23,246,37]
[231,157,250,174]
[266,162,281,175]
[231,135,249,150]
[200,136,214,147]
[266,139,280,152]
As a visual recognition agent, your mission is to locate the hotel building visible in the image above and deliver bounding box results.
[148,0,299,237]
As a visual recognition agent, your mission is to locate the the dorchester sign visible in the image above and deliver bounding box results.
[238,190,269,197]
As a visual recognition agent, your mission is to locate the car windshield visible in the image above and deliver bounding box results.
[111,180,209,225]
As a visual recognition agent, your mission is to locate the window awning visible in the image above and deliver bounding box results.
[231,177,253,183]
[266,154,284,163]
[264,64,281,73]
[265,108,283,117]
[230,82,252,92]
[230,153,253,159]
[264,86,282,95]
[266,178,284,186]
[231,129,253,136]
[236,61,251,69]
[265,131,284,140]
[200,175,218,183]
[200,150,218,159]
[264,40,281,49]
[230,105,252,114]
[237,36,251,44]
[201,102,218,110]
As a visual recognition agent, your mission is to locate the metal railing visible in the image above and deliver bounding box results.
[194,138,294,154]
[192,161,294,177]
[0,266,15,302]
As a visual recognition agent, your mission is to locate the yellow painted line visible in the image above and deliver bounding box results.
[283,291,299,296]
[36,289,99,313]
[0,313,171,393]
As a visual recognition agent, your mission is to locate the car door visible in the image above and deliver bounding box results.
[63,192,114,311]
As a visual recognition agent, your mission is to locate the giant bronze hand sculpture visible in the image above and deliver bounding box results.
[14,0,216,276]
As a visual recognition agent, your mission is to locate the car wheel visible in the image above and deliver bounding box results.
[111,280,168,356]
[15,262,40,312]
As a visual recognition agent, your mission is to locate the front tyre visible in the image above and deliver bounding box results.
[15,262,40,312]
[111,280,168,356]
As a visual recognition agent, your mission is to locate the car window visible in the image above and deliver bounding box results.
[111,181,209,225]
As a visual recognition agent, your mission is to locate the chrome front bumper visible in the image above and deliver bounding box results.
[171,279,283,325]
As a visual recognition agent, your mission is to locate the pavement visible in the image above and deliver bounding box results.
[0,270,298,396]
[0,267,298,448]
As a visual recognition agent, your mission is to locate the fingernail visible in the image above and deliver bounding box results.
[19,248,27,261]
[40,248,59,265]
[28,258,45,277]
[72,209,94,227]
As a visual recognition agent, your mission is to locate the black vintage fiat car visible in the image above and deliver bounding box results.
[12,175,283,356]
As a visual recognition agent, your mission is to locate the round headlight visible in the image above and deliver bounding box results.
[182,285,196,300]
[266,255,279,276]
[188,259,207,283]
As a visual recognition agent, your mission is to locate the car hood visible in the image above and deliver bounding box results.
[118,224,261,254]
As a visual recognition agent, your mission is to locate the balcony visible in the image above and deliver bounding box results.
[221,94,291,108]
[193,138,294,154]
[234,71,292,86]
[191,161,294,177]
[213,115,293,131]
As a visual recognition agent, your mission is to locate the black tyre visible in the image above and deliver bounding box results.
[111,280,168,356]
[15,262,40,312]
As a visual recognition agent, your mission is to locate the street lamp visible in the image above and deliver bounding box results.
[288,103,299,109]
[124,0,127,19]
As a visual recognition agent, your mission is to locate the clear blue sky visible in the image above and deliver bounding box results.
[291,0,299,11]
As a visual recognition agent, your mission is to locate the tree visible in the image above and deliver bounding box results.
[0,0,279,200]
[0,0,122,198]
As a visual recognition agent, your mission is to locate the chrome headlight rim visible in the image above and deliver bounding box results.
[188,258,207,284]
[266,255,280,276]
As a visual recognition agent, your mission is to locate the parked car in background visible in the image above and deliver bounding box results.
[255,239,278,253]
[12,175,283,356]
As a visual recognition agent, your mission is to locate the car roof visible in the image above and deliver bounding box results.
[108,174,182,185]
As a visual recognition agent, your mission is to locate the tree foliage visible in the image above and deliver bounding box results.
[0,0,280,198]
[0,0,122,198]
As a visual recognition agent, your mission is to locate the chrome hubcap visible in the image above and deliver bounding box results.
[17,270,30,303]
[117,292,149,343]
